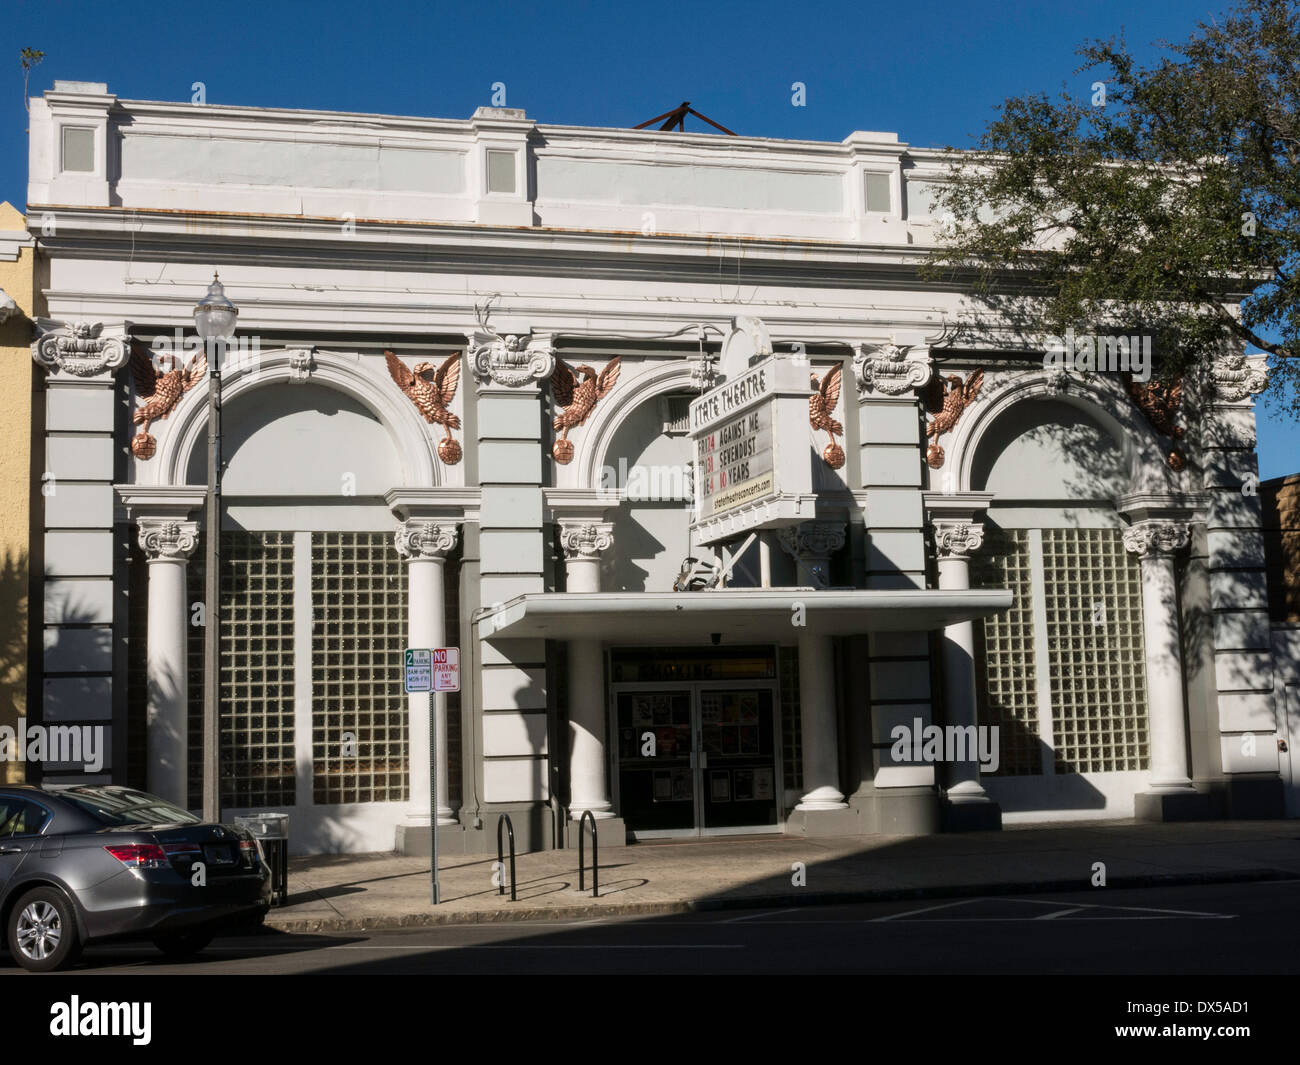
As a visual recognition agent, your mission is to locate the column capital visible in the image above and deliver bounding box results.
[1122,519,1192,558]
[138,518,199,561]
[466,317,555,391]
[852,340,932,397]
[1210,349,1268,403]
[558,519,614,560]
[395,519,460,561]
[777,520,845,562]
[32,319,129,379]
[932,519,984,559]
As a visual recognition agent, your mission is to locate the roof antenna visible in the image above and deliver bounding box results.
[633,101,737,135]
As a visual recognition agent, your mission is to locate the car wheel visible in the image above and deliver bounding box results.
[151,931,213,958]
[8,888,83,973]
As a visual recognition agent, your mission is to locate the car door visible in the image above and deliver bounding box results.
[0,796,49,894]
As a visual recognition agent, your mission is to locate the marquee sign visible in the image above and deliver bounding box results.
[689,321,818,546]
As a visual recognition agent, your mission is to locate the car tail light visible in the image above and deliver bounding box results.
[104,844,168,869]
[239,839,259,864]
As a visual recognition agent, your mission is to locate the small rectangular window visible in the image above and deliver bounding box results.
[864,171,892,214]
[486,150,516,194]
[61,127,95,173]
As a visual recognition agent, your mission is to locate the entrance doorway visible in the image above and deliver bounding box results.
[611,680,781,837]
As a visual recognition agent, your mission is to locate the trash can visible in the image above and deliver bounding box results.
[235,813,289,906]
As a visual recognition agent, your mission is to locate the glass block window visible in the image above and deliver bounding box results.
[1042,528,1149,773]
[972,528,1042,775]
[311,533,409,804]
[779,645,801,795]
[186,531,297,809]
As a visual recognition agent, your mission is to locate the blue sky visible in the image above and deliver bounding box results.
[4,0,1294,476]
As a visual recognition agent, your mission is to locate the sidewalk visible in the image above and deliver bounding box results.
[265,820,1300,932]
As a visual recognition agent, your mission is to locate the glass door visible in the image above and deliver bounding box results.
[613,682,781,836]
[697,686,778,829]
[614,689,696,832]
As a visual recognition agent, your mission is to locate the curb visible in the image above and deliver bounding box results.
[262,866,1293,933]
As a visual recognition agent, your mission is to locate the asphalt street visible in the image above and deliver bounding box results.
[9,878,1300,975]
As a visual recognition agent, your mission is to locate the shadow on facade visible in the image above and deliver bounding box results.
[0,548,28,784]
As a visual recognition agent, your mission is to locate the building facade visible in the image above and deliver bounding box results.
[23,82,1290,854]
[0,202,37,786]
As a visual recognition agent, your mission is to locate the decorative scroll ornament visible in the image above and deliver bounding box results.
[551,357,621,465]
[810,364,845,469]
[932,520,985,559]
[777,521,846,561]
[853,342,933,397]
[138,519,199,561]
[1211,350,1268,402]
[1122,520,1191,558]
[385,350,462,464]
[129,340,207,460]
[1123,371,1185,471]
[778,521,845,588]
[0,287,18,325]
[394,520,459,561]
[287,348,316,383]
[559,520,615,559]
[32,319,128,378]
[468,294,555,388]
[924,369,985,469]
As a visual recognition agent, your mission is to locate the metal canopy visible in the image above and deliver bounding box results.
[476,589,1012,642]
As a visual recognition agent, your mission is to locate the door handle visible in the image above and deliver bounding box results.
[0,846,22,855]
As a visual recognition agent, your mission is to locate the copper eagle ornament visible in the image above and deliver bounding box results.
[129,340,207,460]
[809,364,845,469]
[385,350,463,464]
[924,369,984,469]
[1124,372,1186,471]
[550,357,621,464]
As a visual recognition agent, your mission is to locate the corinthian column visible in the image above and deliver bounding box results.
[395,520,460,826]
[932,520,998,817]
[1123,520,1195,792]
[139,519,199,806]
[560,520,616,820]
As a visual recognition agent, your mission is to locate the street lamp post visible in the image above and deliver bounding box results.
[193,273,238,823]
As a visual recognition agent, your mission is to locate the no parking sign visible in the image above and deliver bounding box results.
[431,647,460,692]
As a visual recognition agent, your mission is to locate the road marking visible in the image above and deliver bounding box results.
[871,898,987,922]
[325,943,746,950]
[719,908,799,923]
[1000,898,1232,918]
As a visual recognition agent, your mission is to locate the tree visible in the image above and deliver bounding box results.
[20,48,44,114]
[923,0,1299,412]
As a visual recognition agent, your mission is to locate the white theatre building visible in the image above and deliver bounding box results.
[25,81,1294,854]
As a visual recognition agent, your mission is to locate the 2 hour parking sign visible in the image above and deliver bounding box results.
[403,648,432,693]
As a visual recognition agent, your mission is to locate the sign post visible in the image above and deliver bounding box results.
[404,648,437,904]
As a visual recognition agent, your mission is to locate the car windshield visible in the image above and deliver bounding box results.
[55,787,201,826]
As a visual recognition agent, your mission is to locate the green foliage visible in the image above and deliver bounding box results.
[20,47,45,117]
[923,0,1298,413]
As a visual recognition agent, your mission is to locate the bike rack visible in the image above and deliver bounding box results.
[578,809,598,898]
[496,813,516,902]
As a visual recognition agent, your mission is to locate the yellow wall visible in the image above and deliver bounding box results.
[0,202,34,783]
